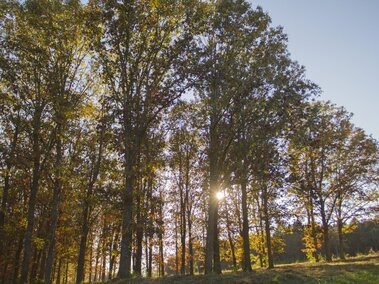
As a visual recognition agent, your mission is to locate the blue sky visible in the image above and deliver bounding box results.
[251,0,379,139]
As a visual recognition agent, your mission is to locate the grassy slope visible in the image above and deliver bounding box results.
[111,254,379,284]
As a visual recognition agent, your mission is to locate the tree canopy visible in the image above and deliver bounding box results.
[0,0,378,283]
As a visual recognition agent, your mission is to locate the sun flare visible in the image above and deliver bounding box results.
[216,191,225,200]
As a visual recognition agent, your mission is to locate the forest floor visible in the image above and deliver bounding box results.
[109,253,379,284]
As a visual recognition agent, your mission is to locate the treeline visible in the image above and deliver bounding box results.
[275,219,379,265]
[0,0,378,284]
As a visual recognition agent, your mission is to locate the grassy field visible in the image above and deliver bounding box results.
[110,254,379,284]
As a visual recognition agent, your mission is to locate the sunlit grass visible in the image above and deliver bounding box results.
[109,253,379,283]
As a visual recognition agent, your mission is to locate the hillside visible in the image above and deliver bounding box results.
[110,254,379,284]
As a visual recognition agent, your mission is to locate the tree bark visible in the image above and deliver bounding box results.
[56,258,61,284]
[64,260,68,284]
[213,203,221,274]
[320,200,332,262]
[76,196,91,284]
[20,106,43,284]
[225,202,237,270]
[205,149,219,274]
[0,114,19,259]
[262,184,274,269]
[94,242,100,282]
[255,226,264,268]
[101,216,107,282]
[134,183,143,276]
[175,212,179,275]
[12,236,23,284]
[241,178,252,271]
[205,79,221,274]
[109,225,120,280]
[257,197,266,267]
[309,198,319,262]
[337,194,345,260]
[76,122,104,284]
[187,206,194,275]
[146,186,154,278]
[88,235,93,283]
[119,146,135,279]
[158,192,165,277]
[45,125,63,284]
[29,248,40,283]
[337,217,345,260]
[180,193,186,275]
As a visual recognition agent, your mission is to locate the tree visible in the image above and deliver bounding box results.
[329,125,378,260]
[288,102,378,262]
[93,0,195,277]
[0,1,377,282]
[167,101,202,275]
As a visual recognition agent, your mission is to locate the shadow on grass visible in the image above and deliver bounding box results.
[110,254,379,284]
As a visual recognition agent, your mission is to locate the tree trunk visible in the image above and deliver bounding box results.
[148,233,153,278]
[94,242,100,282]
[119,147,135,279]
[158,192,165,277]
[205,158,218,274]
[1,256,9,284]
[52,257,57,284]
[255,226,264,268]
[187,208,194,275]
[180,197,186,275]
[12,236,23,284]
[262,185,274,269]
[144,234,148,278]
[205,97,221,274]
[0,114,19,259]
[241,178,252,271]
[0,171,10,261]
[257,197,266,267]
[101,217,107,282]
[159,237,164,277]
[29,248,40,283]
[56,258,61,284]
[76,121,104,284]
[64,260,68,284]
[225,204,237,270]
[213,205,221,274]
[337,195,345,260]
[147,192,154,278]
[109,225,120,280]
[135,188,143,276]
[56,259,62,284]
[76,199,90,284]
[45,127,63,284]
[37,246,47,281]
[320,200,332,262]
[337,216,345,260]
[175,213,179,275]
[309,199,319,262]
[20,108,42,284]
[88,235,93,283]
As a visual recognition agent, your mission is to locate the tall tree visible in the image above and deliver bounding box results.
[1,2,58,282]
[93,0,195,277]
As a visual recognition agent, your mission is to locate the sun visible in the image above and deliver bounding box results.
[216,191,225,200]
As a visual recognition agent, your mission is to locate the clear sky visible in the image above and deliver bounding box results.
[251,0,379,139]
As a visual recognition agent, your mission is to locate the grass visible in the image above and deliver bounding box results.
[109,253,379,284]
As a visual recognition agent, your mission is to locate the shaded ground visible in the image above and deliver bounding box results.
[109,254,379,284]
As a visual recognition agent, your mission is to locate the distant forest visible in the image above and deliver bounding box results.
[0,0,378,284]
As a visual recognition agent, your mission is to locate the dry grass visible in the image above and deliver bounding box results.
[109,253,379,284]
